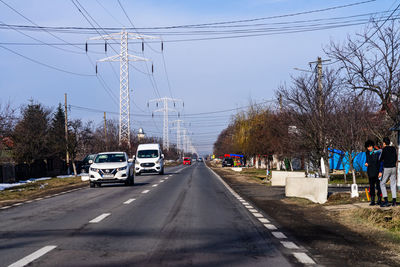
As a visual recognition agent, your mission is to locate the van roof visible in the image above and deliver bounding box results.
[137,143,161,150]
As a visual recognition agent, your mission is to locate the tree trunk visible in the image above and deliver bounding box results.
[72,161,77,176]
[352,169,356,185]
[343,171,347,183]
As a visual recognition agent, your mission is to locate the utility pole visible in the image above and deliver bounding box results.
[149,97,183,150]
[309,57,330,179]
[89,30,158,148]
[64,93,70,174]
[104,112,107,150]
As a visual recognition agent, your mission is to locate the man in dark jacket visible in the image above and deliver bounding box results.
[365,140,382,206]
[379,137,398,207]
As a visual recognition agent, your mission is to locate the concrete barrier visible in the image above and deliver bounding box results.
[271,171,305,186]
[285,177,328,204]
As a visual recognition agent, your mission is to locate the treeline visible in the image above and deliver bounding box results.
[0,100,181,178]
[214,20,400,179]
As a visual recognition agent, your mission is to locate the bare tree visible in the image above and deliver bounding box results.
[327,20,400,125]
[330,94,372,183]
[277,69,340,177]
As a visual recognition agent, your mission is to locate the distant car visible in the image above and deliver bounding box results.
[183,157,192,165]
[79,154,97,174]
[88,152,134,187]
[198,157,203,162]
[222,157,234,167]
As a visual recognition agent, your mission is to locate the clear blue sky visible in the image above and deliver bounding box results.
[0,0,396,155]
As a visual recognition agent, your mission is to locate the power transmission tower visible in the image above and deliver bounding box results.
[171,119,183,155]
[149,97,183,150]
[89,30,158,148]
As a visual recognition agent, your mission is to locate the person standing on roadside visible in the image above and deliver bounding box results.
[379,137,398,207]
[365,140,383,206]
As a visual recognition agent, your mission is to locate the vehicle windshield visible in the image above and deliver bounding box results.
[138,150,159,158]
[95,153,126,163]
[83,154,95,164]
[184,157,191,161]
[224,158,234,163]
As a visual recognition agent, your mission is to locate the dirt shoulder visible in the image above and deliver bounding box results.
[209,163,400,267]
[0,176,87,207]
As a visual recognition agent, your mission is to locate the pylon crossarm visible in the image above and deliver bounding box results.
[127,54,149,62]
[97,55,120,62]
[88,32,122,40]
[127,33,160,40]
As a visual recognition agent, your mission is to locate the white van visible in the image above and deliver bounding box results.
[134,143,164,175]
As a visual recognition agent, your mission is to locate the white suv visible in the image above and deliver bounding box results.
[88,152,134,187]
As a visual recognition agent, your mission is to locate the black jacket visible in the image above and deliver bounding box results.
[365,150,382,178]
[380,146,397,168]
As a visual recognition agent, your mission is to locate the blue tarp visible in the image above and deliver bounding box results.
[329,148,367,174]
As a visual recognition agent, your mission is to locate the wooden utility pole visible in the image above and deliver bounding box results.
[64,93,70,174]
[104,112,108,150]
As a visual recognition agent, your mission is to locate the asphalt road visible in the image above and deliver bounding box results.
[1,162,297,267]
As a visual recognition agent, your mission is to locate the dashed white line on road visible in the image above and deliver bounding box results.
[272,232,287,239]
[164,177,169,180]
[1,206,10,210]
[8,245,57,267]
[25,200,33,203]
[248,208,258,213]
[152,184,158,187]
[35,198,44,201]
[264,224,277,230]
[123,198,136,204]
[244,205,253,209]
[160,180,165,183]
[280,241,299,249]
[258,218,270,223]
[89,213,111,223]
[293,252,316,264]
[142,190,150,194]
[252,212,263,218]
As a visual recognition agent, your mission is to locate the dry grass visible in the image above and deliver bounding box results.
[0,176,86,206]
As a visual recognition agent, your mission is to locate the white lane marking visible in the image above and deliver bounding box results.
[164,177,169,180]
[244,205,253,209]
[160,180,165,183]
[1,206,11,210]
[123,198,136,204]
[272,232,287,239]
[25,200,33,203]
[142,190,150,194]
[8,245,57,267]
[281,241,299,249]
[293,252,316,264]
[258,218,270,223]
[35,198,44,201]
[252,212,263,218]
[152,184,158,187]
[243,202,249,205]
[264,224,277,230]
[89,213,111,223]
[249,208,258,213]
[13,203,23,206]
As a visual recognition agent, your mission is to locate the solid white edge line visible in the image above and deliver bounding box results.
[293,252,316,264]
[142,190,150,194]
[8,245,57,267]
[280,241,299,249]
[123,198,136,204]
[13,203,23,206]
[89,213,111,223]
[272,232,287,239]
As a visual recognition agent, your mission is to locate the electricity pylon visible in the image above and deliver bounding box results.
[171,119,183,155]
[149,97,183,150]
[89,30,158,147]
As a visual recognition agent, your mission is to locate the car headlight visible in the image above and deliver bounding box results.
[90,167,98,172]
[117,166,127,171]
